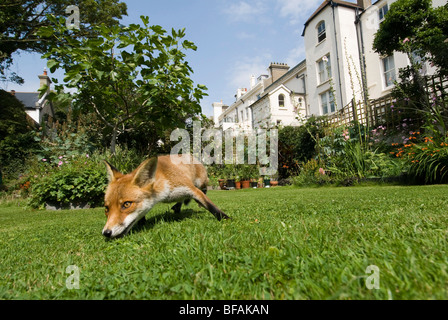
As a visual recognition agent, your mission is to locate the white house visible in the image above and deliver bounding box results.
[357,0,444,100]
[213,0,446,129]
[214,61,307,130]
[302,0,364,116]
[10,69,54,125]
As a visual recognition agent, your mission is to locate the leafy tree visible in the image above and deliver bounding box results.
[40,15,208,154]
[0,90,37,180]
[373,0,448,75]
[0,0,127,84]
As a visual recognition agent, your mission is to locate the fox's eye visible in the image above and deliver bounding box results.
[122,201,132,209]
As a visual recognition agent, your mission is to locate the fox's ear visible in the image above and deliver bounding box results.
[104,161,123,183]
[132,157,158,187]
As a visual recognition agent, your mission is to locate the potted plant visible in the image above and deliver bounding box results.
[225,164,235,189]
[241,165,251,189]
[270,173,279,187]
[263,176,270,188]
[234,165,241,189]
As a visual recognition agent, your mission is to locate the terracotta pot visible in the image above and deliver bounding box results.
[241,180,250,189]
[270,180,278,187]
[235,181,241,189]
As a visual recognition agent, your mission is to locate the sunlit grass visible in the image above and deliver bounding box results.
[0,185,447,299]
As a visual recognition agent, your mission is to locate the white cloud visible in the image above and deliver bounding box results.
[276,0,324,25]
[236,31,256,40]
[285,43,306,66]
[222,0,268,23]
[227,54,272,90]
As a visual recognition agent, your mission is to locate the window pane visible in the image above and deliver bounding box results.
[318,31,326,42]
[383,56,395,87]
[317,21,326,42]
[379,4,388,21]
[318,55,331,83]
[329,93,335,113]
[318,60,325,83]
[321,93,328,114]
[279,94,285,107]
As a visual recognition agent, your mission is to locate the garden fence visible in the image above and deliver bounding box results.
[317,74,448,130]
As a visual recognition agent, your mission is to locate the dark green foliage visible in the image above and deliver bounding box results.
[0,90,38,181]
[373,0,448,76]
[28,160,108,209]
[0,0,127,83]
[278,117,322,179]
[40,15,207,154]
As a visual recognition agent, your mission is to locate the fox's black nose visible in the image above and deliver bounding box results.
[103,229,112,238]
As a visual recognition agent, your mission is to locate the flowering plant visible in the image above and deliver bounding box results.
[391,131,448,183]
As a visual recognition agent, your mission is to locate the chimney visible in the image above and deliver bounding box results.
[38,68,51,91]
[268,62,290,84]
[250,75,256,89]
[10,90,15,96]
[213,101,224,127]
[357,0,372,9]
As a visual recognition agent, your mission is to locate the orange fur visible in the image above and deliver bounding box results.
[102,155,229,238]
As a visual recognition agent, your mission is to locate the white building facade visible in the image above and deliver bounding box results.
[213,0,446,130]
[214,61,307,130]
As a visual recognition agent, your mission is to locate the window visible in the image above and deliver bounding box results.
[378,4,388,22]
[320,91,335,115]
[317,21,326,43]
[278,94,285,108]
[318,55,331,84]
[240,110,244,122]
[382,55,396,87]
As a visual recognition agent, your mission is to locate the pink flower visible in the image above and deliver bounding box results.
[86,154,90,158]
[319,168,325,175]
[42,159,47,162]
[59,156,63,159]
[403,38,410,44]
[58,161,63,167]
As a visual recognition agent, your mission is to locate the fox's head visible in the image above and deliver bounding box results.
[102,158,158,239]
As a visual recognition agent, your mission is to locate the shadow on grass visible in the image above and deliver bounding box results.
[132,208,202,234]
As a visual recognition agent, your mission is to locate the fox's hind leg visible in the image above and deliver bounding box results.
[192,187,230,221]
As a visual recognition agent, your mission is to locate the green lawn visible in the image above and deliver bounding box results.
[0,185,447,300]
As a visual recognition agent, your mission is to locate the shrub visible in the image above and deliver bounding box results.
[26,146,147,209]
[27,153,107,209]
[291,159,330,187]
[278,117,322,179]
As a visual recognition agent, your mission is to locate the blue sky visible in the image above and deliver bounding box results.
[3,0,343,117]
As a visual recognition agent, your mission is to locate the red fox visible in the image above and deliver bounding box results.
[102,155,230,238]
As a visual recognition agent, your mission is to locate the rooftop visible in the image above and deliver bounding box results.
[301,0,362,36]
